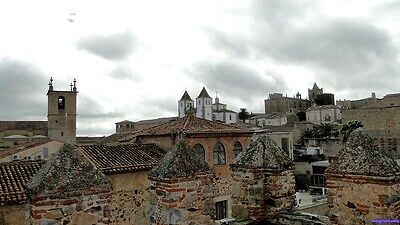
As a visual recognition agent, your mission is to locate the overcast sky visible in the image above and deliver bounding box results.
[0,0,399,136]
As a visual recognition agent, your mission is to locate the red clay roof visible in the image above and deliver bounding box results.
[78,144,166,174]
[136,116,254,138]
[0,160,45,205]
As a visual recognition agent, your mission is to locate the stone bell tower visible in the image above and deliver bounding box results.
[47,77,77,144]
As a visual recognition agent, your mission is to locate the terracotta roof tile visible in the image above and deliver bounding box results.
[135,116,254,138]
[78,144,166,174]
[0,160,44,205]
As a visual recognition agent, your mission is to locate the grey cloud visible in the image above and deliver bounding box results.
[135,97,177,119]
[0,58,48,119]
[77,31,136,60]
[78,95,123,120]
[205,28,250,58]
[76,125,114,137]
[188,61,287,112]
[108,65,141,81]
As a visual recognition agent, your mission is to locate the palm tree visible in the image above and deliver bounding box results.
[297,128,314,146]
[340,120,363,143]
[238,108,250,123]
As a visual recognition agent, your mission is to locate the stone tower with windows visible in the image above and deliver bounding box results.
[178,90,194,118]
[47,77,77,144]
[196,87,213,121]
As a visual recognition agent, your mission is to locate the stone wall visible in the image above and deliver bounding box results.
[342,107,400,158]
[326,175,400,225]
[0,204,28,225]
[107,172,151,225]
[232,169,296,222]
[29,187,112,225]
[149,174,215,225]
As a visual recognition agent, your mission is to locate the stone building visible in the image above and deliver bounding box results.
[26,144,113,225]
[264,93,311,114]
[196,87,213,121]
[308,83,323,101]
[78,143,166,225]
[47,77,78,144]
[149,141,215,225]
[326,130,400,224]
[212,95,238,124]
[0,140,63,163]
[178,90,195,118]
[306,105,342,125]
[0,121,47,144]
[231,136,296,223]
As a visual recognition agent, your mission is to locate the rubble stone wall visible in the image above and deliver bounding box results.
[150,174,215,225]
[232,169,296,222]
[29,187,112,225]
[0,204,28,225]
[327,175,400,225]
[107,172,151,225]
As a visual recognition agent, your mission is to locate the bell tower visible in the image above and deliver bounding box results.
[47,77,78,144]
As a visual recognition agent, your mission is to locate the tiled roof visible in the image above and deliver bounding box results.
[136,116,254,138]
[0,160,44,205]
[150,141,211,181]
[115,120,135,125]
[0,141,49,159]
[26,144,111,197]
[197,87,211,98]
[78,144,166,174]
[179,90,193,101]
[326,130,400,177]
[214,109,236,113]
[232,135,293,171]
[0,121,47,131]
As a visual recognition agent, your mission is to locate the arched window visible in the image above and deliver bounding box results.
[58,96,65,109]
[193,144,206,161]
[213,142,226,165]
[233,142,243,158]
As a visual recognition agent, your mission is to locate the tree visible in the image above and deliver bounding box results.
[238,108,250,123]
[340,120,363,143]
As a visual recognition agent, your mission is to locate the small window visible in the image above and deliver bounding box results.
[215,200,228,220]
[61,132,64,137]
[194,144,206,161]
[58,96,65,109]
[13,155,18,159]
[27,156,32,160]
[213,142,226,165]
[229,115,232,120]
[43,148,49,159]
[55,120,58,123]
[37,155,42,159]
[233,142,243,158]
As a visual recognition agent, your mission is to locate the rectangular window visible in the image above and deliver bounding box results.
[281,138,289,154]
[61,132,64,137]
[43,148,49,159]
[215,200,228,220]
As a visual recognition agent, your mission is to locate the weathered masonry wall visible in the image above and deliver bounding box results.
[29,187,112,225]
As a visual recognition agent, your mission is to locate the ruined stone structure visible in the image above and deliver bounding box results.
[47,77,78,144]
[231,136,296,223]
[326,130,400,225]
[149,141,215,225]
[26,144,112,225]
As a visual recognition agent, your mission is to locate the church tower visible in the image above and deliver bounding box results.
[47,77,77,144]
[178,90,194,118]
[196,87,213,121]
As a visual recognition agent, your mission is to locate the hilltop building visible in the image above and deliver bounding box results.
[178,88,238,124]
[264,93,311,114]
[308,83,323,101]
